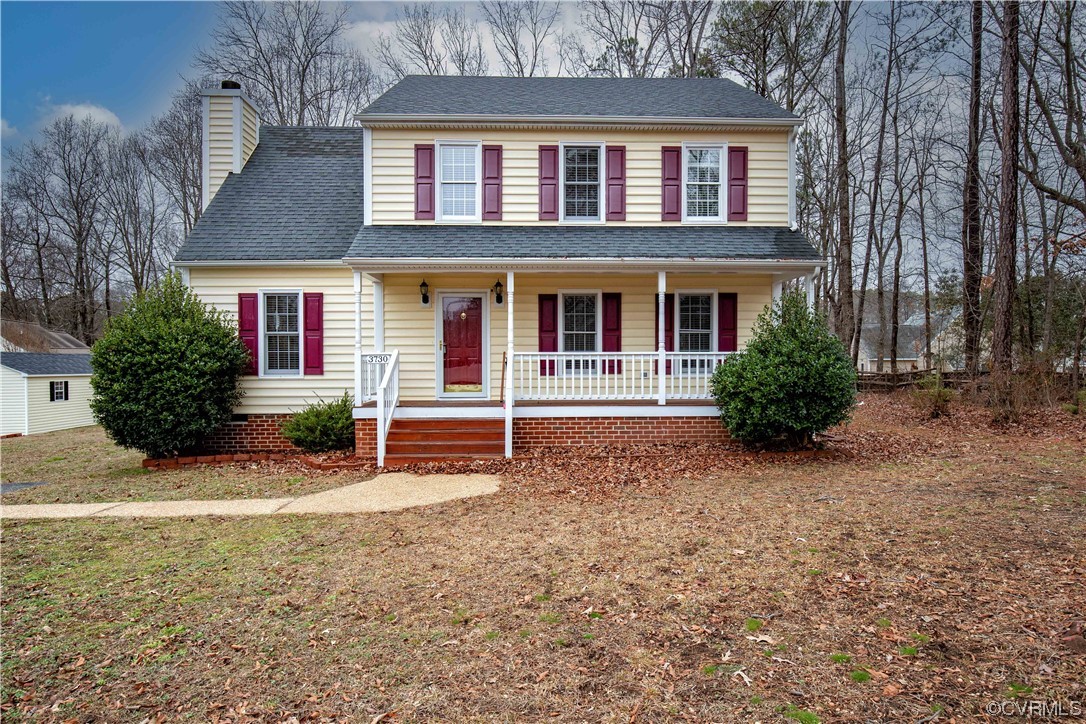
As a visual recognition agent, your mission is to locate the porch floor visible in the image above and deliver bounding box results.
[355,398,714,410]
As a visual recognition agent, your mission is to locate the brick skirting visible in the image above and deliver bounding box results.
[354,419,377,459]
[201,414,298,454]
[513,416,730,449]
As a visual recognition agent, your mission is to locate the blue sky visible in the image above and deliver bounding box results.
[0,1,408,148]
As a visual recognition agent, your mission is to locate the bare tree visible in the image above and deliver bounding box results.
[653,1,714,77]
[832,1,854,341]
[991,1,1020,373]
[560,1,667,78]
[444,6,489,76]
[482,1,561,77]
[196,1,380,126]
[147,79,205,236]
[377,4,446,79]
[961,0,985,375]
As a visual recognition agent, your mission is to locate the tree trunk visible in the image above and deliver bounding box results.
[991,0,1020,373]
[832,1,854,343]
[962,0,984,375]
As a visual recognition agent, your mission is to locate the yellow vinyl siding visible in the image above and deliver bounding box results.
[381,272,772,402]
[26,376,94,434]
[369,128,789,226]
[206,95,235,205]
[241,101,259,163]
[1,366,27,435]
[188,266,370,415]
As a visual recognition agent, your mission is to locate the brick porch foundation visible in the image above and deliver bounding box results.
[201,414,298,453]
[513,416,729,449]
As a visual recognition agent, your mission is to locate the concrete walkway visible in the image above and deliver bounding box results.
[0,472,500,520]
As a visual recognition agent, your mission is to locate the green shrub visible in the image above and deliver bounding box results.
[90,273,249,458]
[711,290,856,449]
[280,393,355,453]
[910,371,956,419]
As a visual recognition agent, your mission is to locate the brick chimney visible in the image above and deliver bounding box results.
[200,80,261,210]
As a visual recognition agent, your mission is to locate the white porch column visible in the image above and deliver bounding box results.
[504,271,515,458]
[373,275,385,352]
[805,273,816,311]
[353,270,363,404]
[772,279,784,303]
[657,270,667,406]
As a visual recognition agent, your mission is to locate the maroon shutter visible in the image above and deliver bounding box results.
[482,144,503,220]
[538,145,559,220]
[602,292,622,373]
[538,294,558,376]
[654,293,675,374]
[718,293,738,352]
[727,146,748,221]
[661,146,682,221]
[414,144,435,220]
[303,292,324,375]
[605,146,626,221]
[238,293,259,375]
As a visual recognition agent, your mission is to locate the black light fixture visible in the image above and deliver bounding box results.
[419,279,430,306]
[492,279,504,305]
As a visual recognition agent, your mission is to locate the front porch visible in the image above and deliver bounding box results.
[346,264,819,465]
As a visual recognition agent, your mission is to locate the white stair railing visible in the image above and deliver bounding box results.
[375,349,400,467]
[359,352,391,402]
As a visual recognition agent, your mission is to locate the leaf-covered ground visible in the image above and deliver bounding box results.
[2,395,1084,722]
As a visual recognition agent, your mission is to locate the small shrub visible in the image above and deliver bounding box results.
[850,670,871,683]
[1060,403,1079,415]
[90,273,249,458]
[280,393,355,453]
[910,371,956,419]
[711,291,857,449]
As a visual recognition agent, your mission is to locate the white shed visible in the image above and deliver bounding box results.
[1,353,95,436]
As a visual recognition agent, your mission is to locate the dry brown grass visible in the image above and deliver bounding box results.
[2,394,1084,722]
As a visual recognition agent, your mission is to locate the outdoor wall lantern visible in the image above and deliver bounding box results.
[419,279,430,306]
[492,279,504,305]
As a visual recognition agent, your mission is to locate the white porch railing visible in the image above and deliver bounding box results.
[375,349,400,467]
[359,352,392,403]
[512,351,733,401]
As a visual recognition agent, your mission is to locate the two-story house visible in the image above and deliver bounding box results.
[174,76,824,465]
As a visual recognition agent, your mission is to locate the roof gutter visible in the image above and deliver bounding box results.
[342,256,825,273]
[171,259,349,269]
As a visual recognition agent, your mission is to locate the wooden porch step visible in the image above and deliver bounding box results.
[384,417,505,462]
[387,428,505,442]
[383,453,504,465]
[386,439,504,454]
[391,418,504,430]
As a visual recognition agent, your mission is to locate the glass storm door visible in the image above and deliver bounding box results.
[441,295,484,394]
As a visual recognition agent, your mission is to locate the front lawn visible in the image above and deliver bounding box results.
[0,426,367,504]
[2,396,1084,721]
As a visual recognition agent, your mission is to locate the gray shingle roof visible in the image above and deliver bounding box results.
[1,352,92,376]
[347,225,821,262]
[173,127,365,262]
[357,76,799,122]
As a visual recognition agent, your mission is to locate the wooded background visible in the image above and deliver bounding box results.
[2,0,1083,379]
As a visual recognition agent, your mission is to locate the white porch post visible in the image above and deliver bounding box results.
[353,270,363,404]
[373,275,385,352]
[657,270,667,406]
[772,279,784,303]
[805,273,816,311]
[504,271,515,458]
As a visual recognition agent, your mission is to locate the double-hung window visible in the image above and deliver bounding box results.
[561,293,599,373]
[438,142,481,222]
[677,293,715,373]
[562,145,602,222]
[684,146,725,222]
[50,381,69,401]
[263,292,301,376]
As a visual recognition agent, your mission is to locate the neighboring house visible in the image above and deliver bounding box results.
[0,353,94,437]
[1,320,90,355]
[174,77,824,464]
[857,308,962,372]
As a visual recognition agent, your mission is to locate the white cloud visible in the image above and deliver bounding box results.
[47,102,123,129]
[0,118,18,142]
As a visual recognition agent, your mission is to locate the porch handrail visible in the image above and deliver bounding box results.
[511,350,733,402]
[375,349,400,467]
[359,352,392,403]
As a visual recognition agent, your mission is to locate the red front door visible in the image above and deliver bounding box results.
[442,295,484,393]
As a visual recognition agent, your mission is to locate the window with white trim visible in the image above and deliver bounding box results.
[50,380,69,401]
[438,142,480,221]
[562,145,602,221]
[561,293,599,372]
[677,293,715,373]
[263,293,301,375]
[684,146,724,221]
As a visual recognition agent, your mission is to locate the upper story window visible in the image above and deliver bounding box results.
[264,292,301,376]
[438,142,481,222]
[562,145,602,222]
[684,146,725,222]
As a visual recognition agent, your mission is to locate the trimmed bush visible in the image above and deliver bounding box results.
[90,273,249,458]
[711,290,857,449]
[280,393,355,453]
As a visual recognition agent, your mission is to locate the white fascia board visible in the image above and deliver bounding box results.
[342,257,826,274]
[355,113,803,129]
[171,259,349,268]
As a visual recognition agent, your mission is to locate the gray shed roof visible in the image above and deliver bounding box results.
[347,225,821,262]
[173,127,365,262]
[1,352,92,376]
[357,76,800,122]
